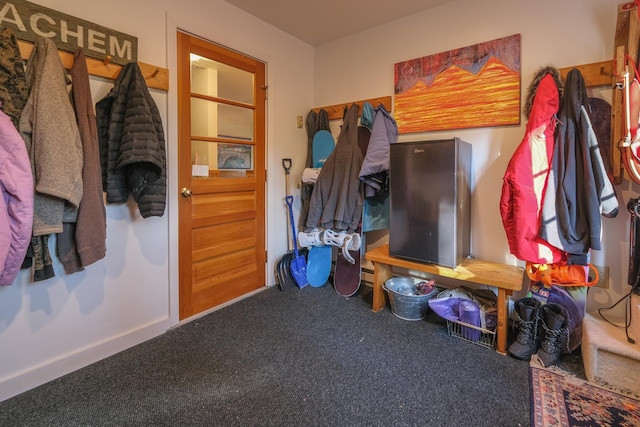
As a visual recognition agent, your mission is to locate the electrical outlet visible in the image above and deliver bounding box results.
[592,265,609,289]
[296,115,303,128]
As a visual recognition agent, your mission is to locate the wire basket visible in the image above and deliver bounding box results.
[446,319,496,350]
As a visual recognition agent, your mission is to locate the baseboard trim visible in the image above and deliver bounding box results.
[0,317,172,402]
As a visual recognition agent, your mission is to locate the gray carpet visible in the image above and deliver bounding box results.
[0,284,558,426]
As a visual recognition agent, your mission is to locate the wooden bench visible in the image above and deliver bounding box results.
[365,244,525,354]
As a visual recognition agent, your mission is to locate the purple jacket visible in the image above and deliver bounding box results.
[0,109,33,285]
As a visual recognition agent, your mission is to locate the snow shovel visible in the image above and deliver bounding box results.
[276,252,296,291]
[282,158,293,249]
[286,195,308,288]
[277,158,298,291]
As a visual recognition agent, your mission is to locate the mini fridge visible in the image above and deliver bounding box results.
[389,138,471,268]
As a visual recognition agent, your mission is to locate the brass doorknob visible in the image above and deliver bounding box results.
[181,187,192,198]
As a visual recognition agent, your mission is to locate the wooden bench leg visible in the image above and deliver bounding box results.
[372,262,392,312]
[496,289,513,355]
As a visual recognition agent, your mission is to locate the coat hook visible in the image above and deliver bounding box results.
[151,68,159,78]
[103,55,112,66]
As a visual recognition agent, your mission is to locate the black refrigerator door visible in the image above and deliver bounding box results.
[389,139,470,267]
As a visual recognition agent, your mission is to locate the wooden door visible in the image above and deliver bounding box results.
[177,31,266,319]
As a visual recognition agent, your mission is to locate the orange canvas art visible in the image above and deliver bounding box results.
[394,34,521,134]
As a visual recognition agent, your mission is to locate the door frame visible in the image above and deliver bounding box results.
[166,14,275,326]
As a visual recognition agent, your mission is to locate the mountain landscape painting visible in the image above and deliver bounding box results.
[394,34,521,134]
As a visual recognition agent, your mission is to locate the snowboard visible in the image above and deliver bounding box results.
[333,125,370,297]
[312,130,335,168]
[333,225,362,297]
[305,129,336,287]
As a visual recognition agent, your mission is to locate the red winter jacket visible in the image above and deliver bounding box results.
[500,69,566,264]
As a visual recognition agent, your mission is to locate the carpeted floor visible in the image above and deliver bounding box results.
[0,284,581,426]
[530,360,640,427]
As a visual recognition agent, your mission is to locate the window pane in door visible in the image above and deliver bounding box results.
[191,140,254,178]
[190,54,254,105]
[191,98,254,141]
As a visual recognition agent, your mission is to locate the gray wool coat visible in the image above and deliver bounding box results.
[19,37,84,236]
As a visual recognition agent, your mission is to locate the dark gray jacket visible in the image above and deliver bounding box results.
[539,68,618,262]
[306,104,363,233]
[96,62,166,218]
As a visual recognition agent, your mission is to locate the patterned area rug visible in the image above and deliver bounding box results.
[530,361,640,427]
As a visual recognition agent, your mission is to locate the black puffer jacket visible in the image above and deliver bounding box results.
[96,62,166,217]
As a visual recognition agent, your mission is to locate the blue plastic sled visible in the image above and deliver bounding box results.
[306,245,332,287]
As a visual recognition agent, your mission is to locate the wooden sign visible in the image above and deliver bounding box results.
[0,0,137,66]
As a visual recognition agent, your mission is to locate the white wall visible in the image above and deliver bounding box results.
[0,0,313,401]
[314,0,633,318]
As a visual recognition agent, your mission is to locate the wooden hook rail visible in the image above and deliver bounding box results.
[312,96,392,120]
[17,40,169,91]
[558,60,613,88]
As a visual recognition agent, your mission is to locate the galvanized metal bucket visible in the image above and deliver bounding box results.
[383,277,439,321]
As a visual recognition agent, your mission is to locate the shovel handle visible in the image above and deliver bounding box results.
[285,195,299,256]
[282,158,292,174]
[282,158,292,197]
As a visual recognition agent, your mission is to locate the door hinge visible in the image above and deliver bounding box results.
[261,85,268,99]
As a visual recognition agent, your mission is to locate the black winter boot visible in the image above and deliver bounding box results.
[536,303,569,366]
[508,298,541,360]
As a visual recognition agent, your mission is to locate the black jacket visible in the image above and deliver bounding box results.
[539,68,618,262]
[96,62,166,217]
